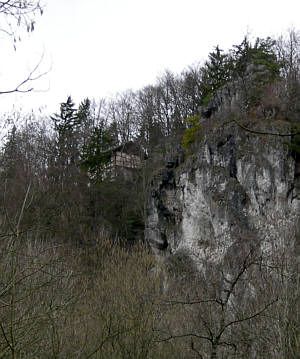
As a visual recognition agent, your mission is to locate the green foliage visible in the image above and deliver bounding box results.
[231,36,281,107]
[76,97,91,123]
[199,36,282,110]
[51,96,80,136]
[50,95,82,179]
[76,98,118,182]
[202,46,231,93]
[231,36,280,77]
[199,46,232,107]
[201,92,212,106]
[182,115,202,149]
[0,125,21,180]
[80,125,113,181]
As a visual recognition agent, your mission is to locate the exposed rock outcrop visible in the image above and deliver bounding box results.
[145,119,300,266]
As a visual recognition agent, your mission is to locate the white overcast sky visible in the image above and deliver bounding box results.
[0,0,299,115]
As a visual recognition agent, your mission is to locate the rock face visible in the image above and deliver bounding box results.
[145,120,300,266]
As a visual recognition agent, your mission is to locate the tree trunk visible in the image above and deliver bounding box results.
[211,343,218,359]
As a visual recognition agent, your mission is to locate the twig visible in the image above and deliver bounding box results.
[0,53,49,95]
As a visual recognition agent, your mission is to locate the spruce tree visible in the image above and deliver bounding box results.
[51,96,81,186]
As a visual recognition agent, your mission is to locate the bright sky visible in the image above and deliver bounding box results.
[0,0,299,115]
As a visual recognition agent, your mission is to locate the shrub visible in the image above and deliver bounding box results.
[182,115,202,149]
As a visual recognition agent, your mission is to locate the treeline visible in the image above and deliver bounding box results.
[1,30,299,246]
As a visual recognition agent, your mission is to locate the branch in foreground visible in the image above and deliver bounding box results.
[220,297,278,335]
[0,54,49,95]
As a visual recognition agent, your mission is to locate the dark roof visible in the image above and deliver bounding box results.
[101,141,141,157]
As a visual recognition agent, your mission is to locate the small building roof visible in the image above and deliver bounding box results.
[102,141,143,157]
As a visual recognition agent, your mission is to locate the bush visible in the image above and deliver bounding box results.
[182,115,202,149]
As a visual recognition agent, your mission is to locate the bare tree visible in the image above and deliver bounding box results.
[107,91,138,144]
[158,246,284,359]
[276,28,300,83]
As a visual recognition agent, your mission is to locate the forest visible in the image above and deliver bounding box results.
[0,1,300,358]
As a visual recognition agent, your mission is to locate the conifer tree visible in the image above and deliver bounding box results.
[81,125,113,181]
[50,96,81,186]
[0,125,21,180]
[231,36,281,107]
[203,46,231,92]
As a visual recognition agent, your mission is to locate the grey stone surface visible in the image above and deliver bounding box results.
[145,121,300,267]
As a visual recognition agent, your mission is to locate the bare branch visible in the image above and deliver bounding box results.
[232,118,300,137]
[221,249,256,307]
[163,298,221,306]
[0,53,50,95]
[220,297,278,336]
[0,321,13,352]
[158,332,211,343]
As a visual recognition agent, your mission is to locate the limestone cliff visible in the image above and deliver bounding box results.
[145,119,300,267]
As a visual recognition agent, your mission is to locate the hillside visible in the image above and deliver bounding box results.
[0,30,300,358]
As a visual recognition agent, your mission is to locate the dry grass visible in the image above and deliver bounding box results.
[0,233,184,358]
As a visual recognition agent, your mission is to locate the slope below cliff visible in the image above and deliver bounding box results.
[145,119,300,266]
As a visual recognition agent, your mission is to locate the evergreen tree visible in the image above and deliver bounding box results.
[203,46,231,92]
[231,36,281,107]
[75,98,115,182]
[50,96,81,186]
[0,125,22,180]
[81,124,113,181]
[51,96,80,138]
